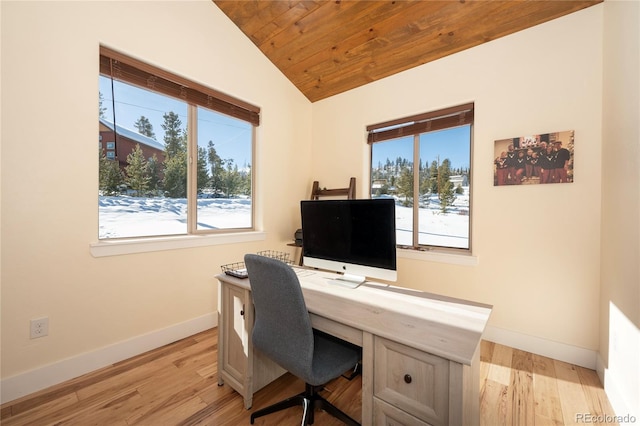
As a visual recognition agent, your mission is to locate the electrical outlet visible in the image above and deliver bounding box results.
[30,317,49,339]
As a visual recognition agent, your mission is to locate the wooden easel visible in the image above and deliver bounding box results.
[309,177,356,200]
[294,177,357,265]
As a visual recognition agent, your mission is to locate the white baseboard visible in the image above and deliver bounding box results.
[0,313,217,405]
[0,321,603,407]
[597,352,640,423]
[483,325,597,369]
[596,351,606,383]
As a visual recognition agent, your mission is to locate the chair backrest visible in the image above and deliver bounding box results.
[244,254,314,378]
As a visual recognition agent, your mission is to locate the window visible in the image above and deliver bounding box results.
[368,103,473,251]
[98,46,259,240]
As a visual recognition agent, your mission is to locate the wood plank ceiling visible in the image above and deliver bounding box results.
[214,0,602,103]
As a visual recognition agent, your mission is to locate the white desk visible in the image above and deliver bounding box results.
[216,267,492,426]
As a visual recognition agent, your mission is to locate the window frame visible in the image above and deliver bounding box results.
[368,103,474,253]
[99,46,260,240]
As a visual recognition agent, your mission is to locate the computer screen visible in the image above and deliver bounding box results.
[300,198,397,283]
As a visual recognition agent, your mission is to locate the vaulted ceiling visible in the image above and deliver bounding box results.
[214,0,601,102]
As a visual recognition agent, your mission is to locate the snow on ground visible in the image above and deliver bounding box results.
[99,196,251,239]
[99,191,469,248]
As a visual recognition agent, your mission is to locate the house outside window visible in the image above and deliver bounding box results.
[98,46,259,240]
[368,103,473,251]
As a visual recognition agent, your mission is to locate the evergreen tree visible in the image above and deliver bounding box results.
[222,160,242,197]
[418,159,431,196]
[197,146,210,193]
[396,166,414,207]
[134,116,156,138]
[163,150,187,198]
[437,159,456,212]
[147,153,162,193]
[99,149,124,195]
[372,161,384,181]
[437,158,452,189]
[428,160,439,194]
[162,112,187,198]
[124,144,150,196]
[162,112,185,158]
[240,164,252,196]
[207,141,224,195]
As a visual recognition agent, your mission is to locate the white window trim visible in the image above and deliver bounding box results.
[90,231,266,257]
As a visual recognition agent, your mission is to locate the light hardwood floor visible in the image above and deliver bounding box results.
[1,328,618,425]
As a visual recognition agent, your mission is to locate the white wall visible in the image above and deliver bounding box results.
[312,5,604,363]
[600,0,640,418]
[0,0,312,402]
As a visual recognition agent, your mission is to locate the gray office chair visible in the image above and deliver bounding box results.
[244,254,361,426]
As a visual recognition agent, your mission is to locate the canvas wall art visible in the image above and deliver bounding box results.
[494,130,574,186]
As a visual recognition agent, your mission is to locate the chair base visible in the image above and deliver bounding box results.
[250,383,360,426]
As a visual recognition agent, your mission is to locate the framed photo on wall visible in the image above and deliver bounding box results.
[494,130,574,186]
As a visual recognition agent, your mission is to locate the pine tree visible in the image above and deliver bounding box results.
[242,164,252,196]
[437,159,456,212]
[197,146,210,193]
[207,141,224,195]
[134,116,156,138]
[222,160,242,197]
[163,150,187,198]
[162,112,185,158]
[162,112,187,198]
[418,159,430,196]
[372,160,384,181]
[99,148,124,195]
[428,160,439,194]
[124,144,150,196]
[396,166,414,207]
[147,153,162,193]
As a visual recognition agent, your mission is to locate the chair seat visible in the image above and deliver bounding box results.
[307,331,360,386]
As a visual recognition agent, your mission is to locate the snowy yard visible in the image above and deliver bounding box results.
[99,196,252,239]
[99,191,469,248]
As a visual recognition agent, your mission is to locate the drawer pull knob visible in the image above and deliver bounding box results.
[404,374,412,384]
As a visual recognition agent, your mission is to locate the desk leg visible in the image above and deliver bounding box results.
[361,332,374,425]
[245,289,255,410]
[244,396,253,410]
[217,285,224,386]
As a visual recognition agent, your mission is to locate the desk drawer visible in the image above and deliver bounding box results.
[373,398,431,426]
[374,337,449,426]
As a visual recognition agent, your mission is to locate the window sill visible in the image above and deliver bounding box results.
[90,231,266,257]
[397,247,478,266]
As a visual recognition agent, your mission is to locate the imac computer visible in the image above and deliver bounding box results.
[300,198,397,286]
